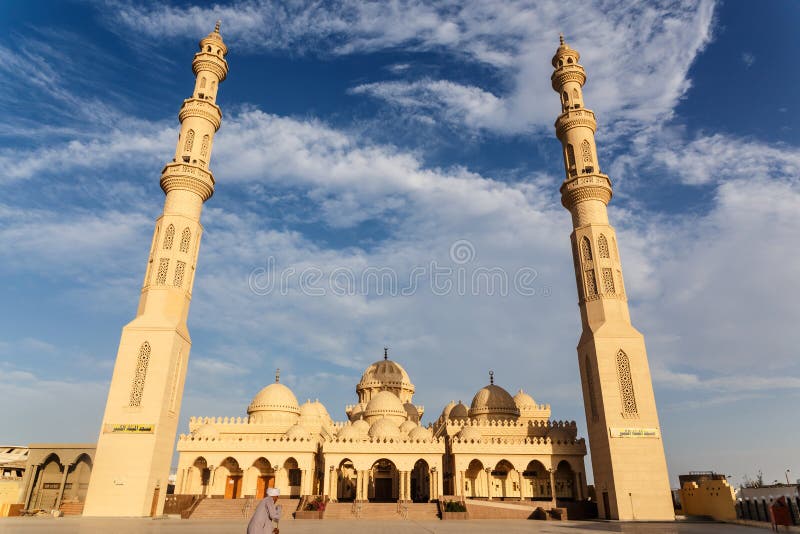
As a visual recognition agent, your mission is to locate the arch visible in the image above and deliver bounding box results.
[581,139,592,166]
[200,134,210,158]
[129,341,151,407]
[555,460,576,500]
[33,454,64,510]
[572,88,579,101]
[598,234,610,258]
[566,144,576,174]
[282,457,301,497]
[180,227,191,253]
[206,45,211,52]
[523,460,551,500]
[184,129,195,153]
[200,77,206,89]
[465,459,487,498]
[337,458,357,502]
[370,458,398,502]
[213,457,243,498]
[491,459,520,499]
[184,457,210,495]
[411,459,430,502]
[64,454,92,502]
[562,90,568,104]
[616,350,638,415]
[567,57,573,64]
[245,457,274,498]
[580,236,593,262]
[163,224,175,250]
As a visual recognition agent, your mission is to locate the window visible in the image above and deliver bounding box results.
[184,130,195,153]
[200,135,209,158]
[581,139,592,164]
[573,88,579,100]
[200,77,206,89]
[566,144,576,173]
[616,350,638,415]
[289,469,301,486]
[129,342,151,407]
[173,260,186,287]
[580,236,593,262]
[598,234,610,258]
[163,224,175,250]
[585,269,597,297]
[156,258,169,285]
[602,268,615,294]
[180,227,191,253]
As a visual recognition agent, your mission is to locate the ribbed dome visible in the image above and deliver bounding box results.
[357,355,415,403]
[449,401,468,420]
[469,384,520,421]
[337,423,368,441]
[440,400,456,420]
[456,425,483,442]
[399,420,418,435]
[364,391,407,424]
[409,426,433,441]
[369,417,402,439]
[285,423,311,440]
[247,382,300,416]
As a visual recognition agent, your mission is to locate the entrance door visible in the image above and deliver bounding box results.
[374,478,392,501]
[225,476,242,499]
[602,492,611,519]
[150,487,160,517]
[256,476,274,498]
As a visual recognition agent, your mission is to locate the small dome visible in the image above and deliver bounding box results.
[285,423,311,440]
[449,401,468,420]
[456,425,483,442]
[347,403,365,421]
[364,391,407,424]
[399,420,418,434]
[469,384,520,420]
[369,417,402,439]
[404,402,420,422]
[247,382,300,416]
[409,426,433,441]
[337,422,368,441]
[192,424,219,439]
[440,400,456,420]
[514,390,536,409]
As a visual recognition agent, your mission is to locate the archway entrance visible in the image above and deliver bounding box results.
[214,457,242,499]
[492,460,520,499]
[370,459,398,502]
[465,459,486,498]
[337,459,357,502]
[411,459,430,502]
[555,460,576,500]
[523,460,550,500]
[250,458,274,499]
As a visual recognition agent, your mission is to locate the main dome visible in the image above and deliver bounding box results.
[357,353,415,403]
[469,384,520,421]
[247,382,300,425]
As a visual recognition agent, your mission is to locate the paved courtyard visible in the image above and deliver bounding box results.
[0,518,764,534]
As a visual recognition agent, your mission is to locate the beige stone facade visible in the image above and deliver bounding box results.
[552,36,673,520]
[175,357,587,506]
[17,444,95,515]
[83,24,229,517]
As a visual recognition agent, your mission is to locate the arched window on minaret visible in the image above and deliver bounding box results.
[180,227,191,253]
[598,234,610,258]
[580,236,593,262]
[163,224,175,250]
[129,342,151,407]
[566,144,576,176]
[200,77,206,89]
[200,135,209,158]
[572,88,580,108]
[616,350,638,416]
[184,130,195,153]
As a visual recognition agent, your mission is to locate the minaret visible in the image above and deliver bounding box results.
[83,24,229,517]
[551,36,673,520]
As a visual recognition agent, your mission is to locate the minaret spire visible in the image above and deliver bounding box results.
[84,24,229,518]
[275,368,280,383]
[550,38,673,521]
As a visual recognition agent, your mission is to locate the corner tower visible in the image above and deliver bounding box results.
[550,36,673,520]
[83,24,229,517]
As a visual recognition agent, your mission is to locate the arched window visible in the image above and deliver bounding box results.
[163,224,175,250]
[602,268,615,294]
[566,144,576,173]
[572,88,579,101]
[562,91,568,104]
[180,227,191,253]
[129,342,151,407]
[206,45,211,52]
[567,57,573,64]
[184,130,195,153]
[173,260,186,287]
[616,350,638,415]
[156,258,169,285]
[585,355,598,421]
[585,269,597,297]
[200,135,209,158]
[200,77,206,89]
[598,234,610,258]
[580,236,593,262]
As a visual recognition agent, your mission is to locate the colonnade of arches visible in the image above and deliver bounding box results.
[459,459,582,501]
[330,457,437,503]
[22,453,93,511]
[179,456,306,499]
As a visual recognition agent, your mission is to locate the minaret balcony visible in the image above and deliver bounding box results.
[559,172,612,210]
[550,65,586,90]
[555,109,597,140]
[191,52,228,81]
[160,162,215,201]
[179,98,222,130]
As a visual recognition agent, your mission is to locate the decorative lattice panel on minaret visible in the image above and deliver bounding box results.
[616,350,638,416]
[129,342,151,407]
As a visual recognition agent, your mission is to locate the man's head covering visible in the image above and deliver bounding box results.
[266,488,280,497]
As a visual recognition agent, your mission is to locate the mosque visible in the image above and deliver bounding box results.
[174,352,587,504]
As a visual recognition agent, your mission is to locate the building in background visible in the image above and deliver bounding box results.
[677,472,736,521]
[17,444,95,516]
[0,446,28,517]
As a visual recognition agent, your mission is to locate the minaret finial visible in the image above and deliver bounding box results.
[275,368,280,383]
[215,20,221,33]
[559,33,565,46]
[489,370,494,385]
[384,347,388,360]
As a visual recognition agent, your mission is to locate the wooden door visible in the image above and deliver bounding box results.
[374,478,392,501]
[225,476,242,499]
[256,476,274,498]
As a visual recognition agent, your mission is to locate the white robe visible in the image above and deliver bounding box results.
[247,497,282,534]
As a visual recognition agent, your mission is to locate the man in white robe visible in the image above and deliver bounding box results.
[247,487,282,534]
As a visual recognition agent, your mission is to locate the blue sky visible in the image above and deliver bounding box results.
[1,0,799,488]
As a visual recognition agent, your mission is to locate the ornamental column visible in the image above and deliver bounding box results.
[551,34,673,520]
[84,23,229,517]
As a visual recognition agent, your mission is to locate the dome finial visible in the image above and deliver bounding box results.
[489,370,494,385]
[384,346,388,360]
[559,33,565,46]
[275,368,280,383]
[214,20,221,33]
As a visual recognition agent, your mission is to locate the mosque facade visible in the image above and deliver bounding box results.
[175,355,588,504]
